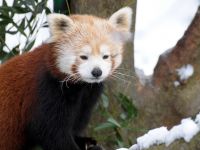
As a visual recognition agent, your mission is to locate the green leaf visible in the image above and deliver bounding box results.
[24,39,35,52]
[0,49,8,60]
[116,139,124,148]
[101,94,109,108]
[12,22,27,37]
[2,0,8,6]
[45,6,51,14]
[0,18,12,26]
[1,48,19,63]
[26,15,35,31]
[117,93,138,120]
[13,6,31,14]
[107,117,121,128]
[23,0,36,8]
[94,122,115,131]
[115,128,124,147]
[6,30,18,35]
[0,14,11,20]
[19,18,26,29]
[0,6,13,13]
[35,1,46,14]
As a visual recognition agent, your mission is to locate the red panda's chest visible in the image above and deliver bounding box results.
[25,71,103,144]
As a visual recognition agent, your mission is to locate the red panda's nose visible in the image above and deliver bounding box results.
[91,67,102,78]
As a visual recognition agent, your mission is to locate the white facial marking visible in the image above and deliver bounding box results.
[57,45,76,74]
[81,45,92,54]
[78,55,111,83]
[100,44,110,55]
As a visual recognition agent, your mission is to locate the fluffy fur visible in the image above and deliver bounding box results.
[0,7,132,150]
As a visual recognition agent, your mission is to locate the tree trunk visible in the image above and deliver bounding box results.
[70,1,200,150]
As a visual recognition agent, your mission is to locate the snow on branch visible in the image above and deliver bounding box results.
[176,64,194,81]
[174,64,194,87]
[117,112,200,150]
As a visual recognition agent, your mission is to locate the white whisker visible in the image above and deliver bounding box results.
[113,71,136,78]
[110,74,130,83]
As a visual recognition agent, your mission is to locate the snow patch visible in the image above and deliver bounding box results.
[176,64,194,81]
[117,148,129,150]
[117,113,200,150]
[174,81,180,87]
[137,127,169,149]
[165,118,199,146]
[129,144,139,150]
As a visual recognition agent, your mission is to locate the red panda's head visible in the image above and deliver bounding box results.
[47,7,132,83]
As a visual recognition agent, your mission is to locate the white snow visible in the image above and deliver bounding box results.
[117,113,200,150]
[165,118,199,146]
[135,0,200,75]
[176,64,194,81]
[174,81,180,87]
[129,144,139,150]
[117,148,129,150]
[137,127,169,149]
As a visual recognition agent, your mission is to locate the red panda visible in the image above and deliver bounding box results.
[0,7,132,150]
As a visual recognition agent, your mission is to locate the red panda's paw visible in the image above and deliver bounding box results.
[75,136,99,150]
[87,145,104,150]
[83,137,97,146]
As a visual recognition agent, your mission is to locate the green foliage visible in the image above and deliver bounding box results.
[0,0,51,63]
[89,91,138,148]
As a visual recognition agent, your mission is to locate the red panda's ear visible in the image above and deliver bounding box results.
[47,14,74,36]
[109,7,132,31]
[111,31,133,43]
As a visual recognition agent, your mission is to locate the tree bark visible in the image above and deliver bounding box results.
[134,6,200,150]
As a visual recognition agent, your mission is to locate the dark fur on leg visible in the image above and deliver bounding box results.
[75,136,98,150]
[87,145,103,150]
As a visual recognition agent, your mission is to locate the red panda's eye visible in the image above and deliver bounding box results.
[80,55,88,60]
[103,55,109,59]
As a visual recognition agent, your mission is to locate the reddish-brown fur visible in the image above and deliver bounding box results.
[0,7,132,149]
[0,44,55,150]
